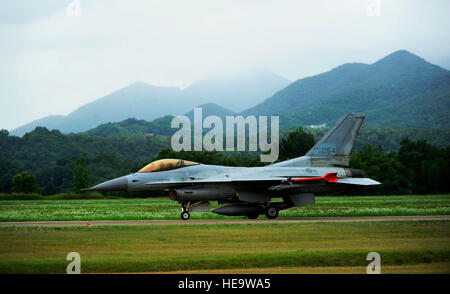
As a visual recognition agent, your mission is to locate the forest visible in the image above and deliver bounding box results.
[0,125,449,196]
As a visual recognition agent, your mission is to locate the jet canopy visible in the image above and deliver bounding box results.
[138,159,200,173]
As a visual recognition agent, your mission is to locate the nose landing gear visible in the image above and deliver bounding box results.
[181,202,190,220]
[181,210,190,220]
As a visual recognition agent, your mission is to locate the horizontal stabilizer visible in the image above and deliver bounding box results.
[337,178,381,185]
[292,173,380,186]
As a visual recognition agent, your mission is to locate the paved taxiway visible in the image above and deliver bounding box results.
[0,215,449,227]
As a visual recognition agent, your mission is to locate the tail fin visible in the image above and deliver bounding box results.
[273,114,364,168]
[305,114,365,167]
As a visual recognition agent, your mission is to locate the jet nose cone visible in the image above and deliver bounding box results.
[89,176,128,192]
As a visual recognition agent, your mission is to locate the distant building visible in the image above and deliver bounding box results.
[309,123,328,129]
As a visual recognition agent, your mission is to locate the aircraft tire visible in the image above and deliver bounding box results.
[265,206,279,219]
[247,214,259,219]
[181,211,190,220]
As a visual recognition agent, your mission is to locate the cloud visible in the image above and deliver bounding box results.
[0,0,66,25]
[0,0,449,131]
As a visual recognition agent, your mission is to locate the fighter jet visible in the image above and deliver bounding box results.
[89,114,380,220]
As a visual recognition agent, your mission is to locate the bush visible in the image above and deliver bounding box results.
[0,193,43,200]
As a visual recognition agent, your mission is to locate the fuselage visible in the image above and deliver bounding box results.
[127,164,348,191]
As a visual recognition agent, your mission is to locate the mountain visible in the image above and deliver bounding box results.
[11,115,67,137]
[182,71,291,112]
[242,50,450,128]
[184,103,236,122]
[12,82,187,136]
[86,115,175,137]
[11,72,290,136]
[88,103,236,138]
[11,50,450,135]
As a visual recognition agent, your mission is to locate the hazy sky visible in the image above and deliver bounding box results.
[1,0,449,131]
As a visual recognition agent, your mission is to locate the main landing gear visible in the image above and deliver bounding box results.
[245,204,280,220]
[265,205,279,219]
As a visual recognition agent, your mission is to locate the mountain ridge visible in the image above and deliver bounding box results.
[241,50,450,128]
[11,71,290,136]
[10,50,450,135]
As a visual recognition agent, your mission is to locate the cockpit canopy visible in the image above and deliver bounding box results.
[138,159,200,173]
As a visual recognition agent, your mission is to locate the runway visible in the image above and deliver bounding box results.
[0,215,449,227]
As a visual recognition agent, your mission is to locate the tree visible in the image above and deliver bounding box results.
[11,172,38,194]
[0,157,20,193]
[73,156,89,193]
[0,129,8,138]
[351,144,409,195]
[42,178,57,196]
[279,127,315,161]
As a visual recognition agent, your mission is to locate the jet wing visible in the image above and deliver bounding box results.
[144,176,284,188]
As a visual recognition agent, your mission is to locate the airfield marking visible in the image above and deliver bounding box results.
[0,215,449,227]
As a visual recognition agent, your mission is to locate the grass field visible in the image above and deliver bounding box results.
[0,221,449,273]
[1,195,448,274]
[0,194,449,222]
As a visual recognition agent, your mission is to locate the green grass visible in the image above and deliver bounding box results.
[0,221,448,273]
[0,194,449,222]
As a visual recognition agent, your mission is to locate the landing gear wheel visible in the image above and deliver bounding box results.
[247,214,259,219]
[265,206,279,219]
[181,211,190,220]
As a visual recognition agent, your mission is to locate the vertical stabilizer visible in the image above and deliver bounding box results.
[273,114,365,168]
[305,114,365,167]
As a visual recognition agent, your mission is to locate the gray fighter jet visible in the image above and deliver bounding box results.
[89,114,380,220]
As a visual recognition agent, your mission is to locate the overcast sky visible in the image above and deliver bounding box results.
[1,0,449,131]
